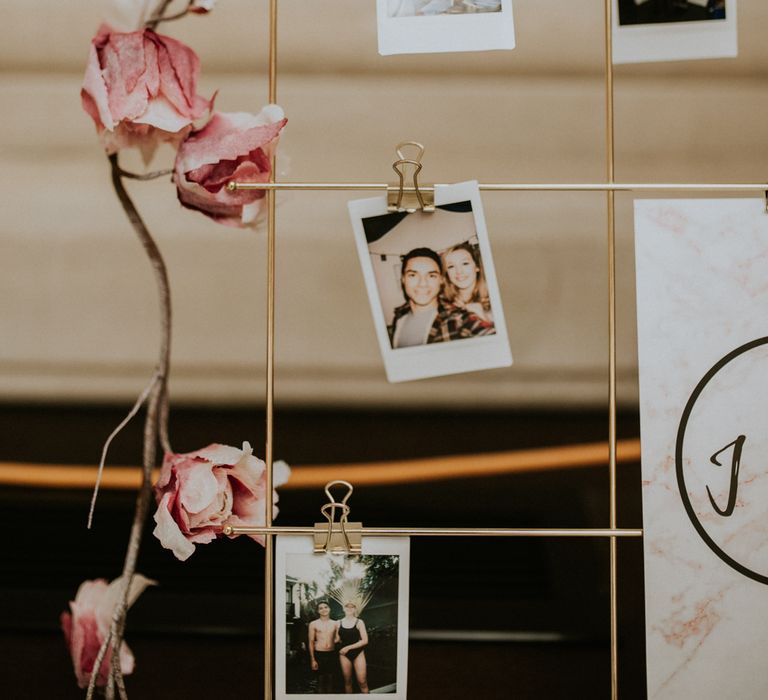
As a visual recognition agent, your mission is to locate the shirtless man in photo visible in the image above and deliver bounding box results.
[308,601,338,693]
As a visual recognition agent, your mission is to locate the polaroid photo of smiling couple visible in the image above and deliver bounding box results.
[348,181,512,383]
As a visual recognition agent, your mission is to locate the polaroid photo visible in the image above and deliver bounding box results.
[613,0,737,64]
[275,536,410,699]
[348,181,512,383]
[376,0,515,56]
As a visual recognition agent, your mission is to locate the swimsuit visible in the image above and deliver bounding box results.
[314,649,336,675]
[338,619,364,661]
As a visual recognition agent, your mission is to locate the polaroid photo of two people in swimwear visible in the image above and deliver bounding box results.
[376,0,515,55]
[348,181,512,383]
[612,0,737,64]
[275,537,410,699]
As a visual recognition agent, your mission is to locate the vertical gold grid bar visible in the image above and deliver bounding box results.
[603,0,619,698]
[264,1,278,698]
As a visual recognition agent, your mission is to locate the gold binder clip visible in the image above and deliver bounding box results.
[313,480,362,554]
[388,141,435,214]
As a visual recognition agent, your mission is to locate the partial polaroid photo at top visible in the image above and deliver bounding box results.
[613,0,737,64]
[348,181,512,383]
[275,536,410,699]
[377,0,515,56]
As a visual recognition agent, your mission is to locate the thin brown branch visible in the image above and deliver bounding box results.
[88,370,161,529]
[106,664,115,700]
[159,382,172,454]
[115,664,129,700]
[111,613,128,700]
[85,154,173,698]
[147,0,193,29]
[117,167,173,181]
[86,625,112,698]
[108,154,173,450]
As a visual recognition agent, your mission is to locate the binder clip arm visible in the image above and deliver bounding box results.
[313,480,362,554]
[387,141,435,214]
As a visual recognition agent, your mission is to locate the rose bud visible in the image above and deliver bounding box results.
[81,25,212,162]
[153,442,290,560]
[173,106,287,227]
[61,574,155,688]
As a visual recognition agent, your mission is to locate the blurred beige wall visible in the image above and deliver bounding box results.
[2,0,767,408]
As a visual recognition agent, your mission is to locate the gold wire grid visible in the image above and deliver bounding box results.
[242,1,763,698]
[231,182,768,192]
[230,526,643,538]
[263,3,278,698]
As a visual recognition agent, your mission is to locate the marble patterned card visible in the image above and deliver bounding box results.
[635,199,768,699]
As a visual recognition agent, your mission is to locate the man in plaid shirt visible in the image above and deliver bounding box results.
[388,247,495,348]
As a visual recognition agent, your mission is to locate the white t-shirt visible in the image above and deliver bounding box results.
[393,307,437,348]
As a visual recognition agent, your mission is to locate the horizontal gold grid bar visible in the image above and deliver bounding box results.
[230,181,768,192]
[227,526,642,537]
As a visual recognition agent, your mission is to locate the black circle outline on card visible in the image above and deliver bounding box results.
[676,336,768,586]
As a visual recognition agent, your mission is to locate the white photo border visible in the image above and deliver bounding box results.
[275,536,411,700]
[349,181,513,383]
[612,0,737,64]
[376,0,515,56]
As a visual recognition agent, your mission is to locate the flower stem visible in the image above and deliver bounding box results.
[85,154,173,698]
[147,1,194,29]
[117,167,173,181]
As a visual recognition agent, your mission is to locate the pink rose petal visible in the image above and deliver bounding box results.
[61,574,151,688]
[81,26,212,162]
[176,458,221,513]
[173,107,286,228]
[153,492,196,560]
[153,442,290,559]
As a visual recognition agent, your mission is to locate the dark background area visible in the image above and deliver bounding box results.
[0,404,645,699]
[618,0,724,26]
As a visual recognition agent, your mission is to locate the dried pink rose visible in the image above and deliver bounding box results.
[153,442,290,560]
[173,106,287,227]
[60,574,155,689]
[81,25,212,162]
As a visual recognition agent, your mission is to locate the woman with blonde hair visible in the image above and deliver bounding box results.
[441,242,493,323]
[335,601,369,693]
